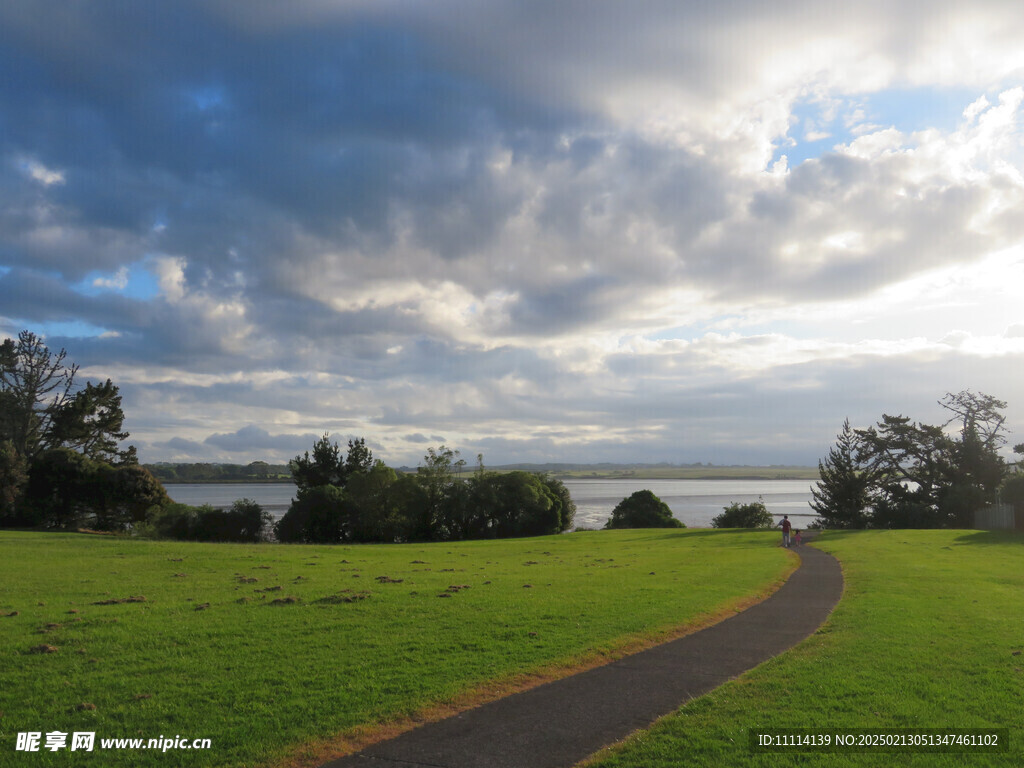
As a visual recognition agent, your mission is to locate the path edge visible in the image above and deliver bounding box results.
[270,543,802,768]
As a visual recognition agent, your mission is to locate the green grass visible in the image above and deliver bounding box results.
[0,529,791,768]
[587,529,1024,768]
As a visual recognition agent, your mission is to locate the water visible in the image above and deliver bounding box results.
[564,479,816,529]
[165,484,298,519]
[166,479,817,529]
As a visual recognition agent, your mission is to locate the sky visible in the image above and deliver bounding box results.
[2,0,1024,468]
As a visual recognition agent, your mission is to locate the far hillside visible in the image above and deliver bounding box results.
[144,461,292,483]
[146,461,820,483]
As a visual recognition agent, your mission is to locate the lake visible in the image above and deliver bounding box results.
[165,478,818,529]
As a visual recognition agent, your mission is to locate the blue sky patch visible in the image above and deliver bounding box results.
[773,86,982,169]
[34,320,112,339]
[75,262,161,300]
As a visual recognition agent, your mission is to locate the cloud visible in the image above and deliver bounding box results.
[199,425,321,457]
[92,266,129,291]
[2,2,1024,465]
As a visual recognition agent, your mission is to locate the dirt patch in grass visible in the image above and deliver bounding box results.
[318,591,371,604]
[93,595,147,605]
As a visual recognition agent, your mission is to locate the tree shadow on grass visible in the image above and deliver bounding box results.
[953,529,1024,546]
[807,528,1024,547]
[625,528,781,548]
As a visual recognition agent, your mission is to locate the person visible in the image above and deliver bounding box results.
[793,529,802,546]
[777,515,792,547]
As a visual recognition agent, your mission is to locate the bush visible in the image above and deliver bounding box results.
[150,503,200,539]
[93,464,171,531]
[711,498,774,528]
[193,498,272,542]
[604,490,684,529]
[149,499,272,542]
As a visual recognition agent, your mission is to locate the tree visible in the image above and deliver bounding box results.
[938,391,1007,526]
[344,437,374,476]
[415,446,466,540]
[712,498,774,528]
[48,379,134,464]
[604,489,684,529]
[18,449,168,530]
[345,461,404,542]
[0,440,28,524]
[1,331,78,460]
[856,415,957,527]
[290,434,345,492]
[474,472,561,538]
[538,474,576,532]
[92,464,170,530]
[503,473,561,537]
[809,419,873,528]
[290,434,374,493]
[275,485,348,543]
[22,448,99,528]
[0,330,135,465]
[1001,473,1024,510]
[826,390,1012,528]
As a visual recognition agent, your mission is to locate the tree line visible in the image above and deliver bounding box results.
[0,330,577,541]
[144,462,292,483]
[272,437,575,543]
[811,391,1021,528]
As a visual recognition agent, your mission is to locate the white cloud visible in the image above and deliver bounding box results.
[4,2,1024,465]
[19,157,65,186]
[92,266,129,291]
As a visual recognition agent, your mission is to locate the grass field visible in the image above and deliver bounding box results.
[0,529,792,768]
[587,529,1024,768]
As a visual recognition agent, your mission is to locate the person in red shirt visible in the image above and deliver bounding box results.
[778,515,792,547]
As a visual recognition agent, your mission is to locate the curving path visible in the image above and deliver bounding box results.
[321,537,843,768]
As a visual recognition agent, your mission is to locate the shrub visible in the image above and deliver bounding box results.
[151,503,200,539]
[93,464,171,531]
[711,499,774,528]
[192,498,273,542]
[604,490,684,529]
[149,499,272,542]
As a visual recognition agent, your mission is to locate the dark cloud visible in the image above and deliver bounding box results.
[2,2,1023,464]
[162,437,208,454]
[203,425,319,455]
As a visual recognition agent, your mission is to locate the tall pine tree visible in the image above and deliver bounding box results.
[811,418,873,528]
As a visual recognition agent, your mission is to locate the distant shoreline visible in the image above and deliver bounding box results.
[160,466,820,484]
